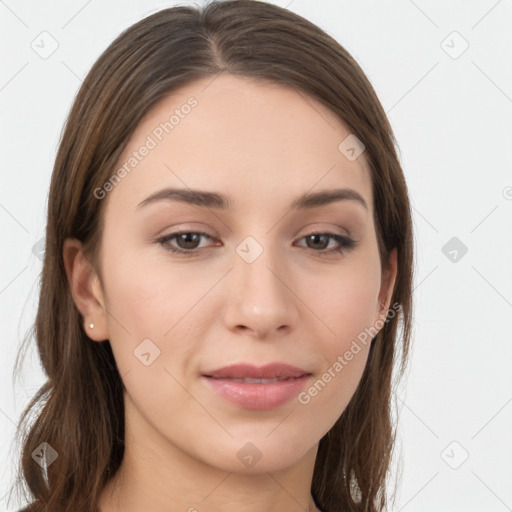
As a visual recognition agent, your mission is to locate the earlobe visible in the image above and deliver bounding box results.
[62,238,108,341]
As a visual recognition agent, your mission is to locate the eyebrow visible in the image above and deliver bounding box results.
[136,187,368,211]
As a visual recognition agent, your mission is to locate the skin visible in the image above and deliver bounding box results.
[64,74,397,512]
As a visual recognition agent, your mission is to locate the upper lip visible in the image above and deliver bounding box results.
[202,363,311,379]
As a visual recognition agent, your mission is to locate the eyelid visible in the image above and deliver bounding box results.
[156,228,357,256]
[301,226,352,239]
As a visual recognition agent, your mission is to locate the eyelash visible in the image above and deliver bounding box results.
[156,230,356,256]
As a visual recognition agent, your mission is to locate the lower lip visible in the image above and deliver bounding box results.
[202,375,311,410]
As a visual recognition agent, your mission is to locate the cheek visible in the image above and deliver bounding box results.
[101,238,210,336]
[296,250,380,420]
[297,265,378,427]
[311,252,381,343]
[297,341,371,440]
[100,258,197,422]
[99,240,218,403]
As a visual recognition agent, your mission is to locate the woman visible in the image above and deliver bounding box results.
[12,1,414,510]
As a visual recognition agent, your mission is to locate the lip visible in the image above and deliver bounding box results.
[202,363,310,379]
[201,363,312,410]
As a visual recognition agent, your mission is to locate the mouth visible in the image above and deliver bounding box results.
[204,376,301,383]
[200,363,312,410]
[201,362,311,380]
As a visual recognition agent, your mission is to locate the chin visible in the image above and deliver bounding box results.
[195,436,315,474]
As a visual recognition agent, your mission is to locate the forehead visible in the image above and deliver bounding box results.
[103,74,373,217]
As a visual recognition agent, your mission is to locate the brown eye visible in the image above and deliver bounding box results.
[174,233,202,250]
[156,231,356,257]
[297,232,356,255]
[304,234,330,250]
[158,231,214,254]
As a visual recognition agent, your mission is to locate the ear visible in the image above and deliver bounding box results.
[62,238,109,342]
[376,247,398,320]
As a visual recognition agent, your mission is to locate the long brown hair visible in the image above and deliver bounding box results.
[10,1,414,510]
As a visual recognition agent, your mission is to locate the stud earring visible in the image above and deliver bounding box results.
[89,323,95,328]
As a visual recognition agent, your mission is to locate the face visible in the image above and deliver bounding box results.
[68,74,397,476]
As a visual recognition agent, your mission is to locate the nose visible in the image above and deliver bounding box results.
[222,241,300,339]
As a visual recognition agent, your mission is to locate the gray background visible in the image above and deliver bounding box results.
[1,0,511,510]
